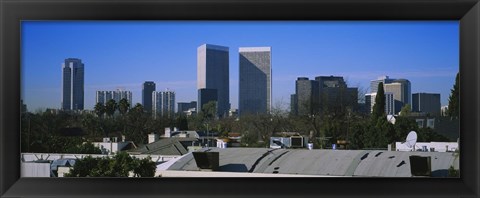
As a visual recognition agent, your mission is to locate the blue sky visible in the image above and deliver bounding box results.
[21,21,459,111]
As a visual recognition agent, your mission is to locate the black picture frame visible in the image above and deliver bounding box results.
[1,0,479,197]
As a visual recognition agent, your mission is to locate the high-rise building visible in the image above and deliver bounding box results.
[239,47,272,116]
[370,76,394,94]
[412,93,441,116]
[197,44,229,117]
[365,92,395,115]
[142,81,156,113]
[198,88,218,113]
[96,89,133,107]
[315,76,358,112]
[369,76,411,114]
[153,90,175,119]
[178,101,197,113]
[62,58,84,110]
[291,77,319,116]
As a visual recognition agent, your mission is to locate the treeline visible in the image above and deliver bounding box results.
[22,72,459,151]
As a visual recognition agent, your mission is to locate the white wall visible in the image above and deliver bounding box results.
[21,162,50,177]
[395,142,458,152]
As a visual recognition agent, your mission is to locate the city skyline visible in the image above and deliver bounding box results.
[22,21,459,111]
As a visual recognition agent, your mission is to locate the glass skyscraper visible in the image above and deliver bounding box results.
[61,58,84,110]
[142,81,156,113]
[197,44,229,117]
[239,47,272,116]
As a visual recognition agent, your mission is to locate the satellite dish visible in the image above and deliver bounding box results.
[404,131,417,149]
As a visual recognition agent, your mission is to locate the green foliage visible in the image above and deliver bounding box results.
[447,72,459,119]
[118,98,130,115]
[399,104,412,117]
[105,99,118,117]
[65,152,156,177]
[94,102,105,117]
[448,166,459,177]
[66,141,102,154]
[372,82,386,120]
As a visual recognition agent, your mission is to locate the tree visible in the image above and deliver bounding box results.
[66,141,102,154]
[118,98,130,116]
[372,82,385,120]
[399,104,412,117]
[65,152,156,177]
[105,99,117,118]
[94,102,105,118]
[447,72,459,119]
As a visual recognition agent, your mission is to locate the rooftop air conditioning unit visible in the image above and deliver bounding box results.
[290,136,304,148]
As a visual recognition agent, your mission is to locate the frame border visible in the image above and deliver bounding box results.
[1,0,479,197]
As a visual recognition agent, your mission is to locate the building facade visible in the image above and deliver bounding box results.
[239,47,272,116]
[315,76,358,112]
[96,89,133,107]
[365,92,395,115]
[369,76,411,115]
[142,81,156,113]
[178,101,197,114]
[291,77,319,116]
[153,90,175,118]
[412,93,441,116]
[62,58,84,110]
[197,44,230,117]
[198,88,218,113]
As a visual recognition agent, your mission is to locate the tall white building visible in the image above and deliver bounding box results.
[239,47,272,116]
[96,89,133,107]
[153,90,175,119]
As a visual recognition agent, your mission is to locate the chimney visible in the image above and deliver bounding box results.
[165,127,171,138]
[148,133,159,144]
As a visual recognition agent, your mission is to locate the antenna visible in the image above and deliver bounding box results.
[404,131,417,151]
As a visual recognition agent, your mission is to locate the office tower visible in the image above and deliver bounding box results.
[412,93,441,116]
[366,92,395,115]
[315,76,358,111]
[369,76,411,114]
[96,89,133,107]
[152,90,175,119]
[239,47,272,116]
[197,44,229,117]
[384,80,411,114]
[292,77,319,116]
[370,76,394,94]
[142,81,156,113]
[178,101,197,113]
[62,58,84,110]
[198,88,218,113]
[290,94,298,115]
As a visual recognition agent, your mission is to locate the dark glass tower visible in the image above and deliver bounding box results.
[142,81,156,113]
[62,58,84,110]
[197,44,229,117]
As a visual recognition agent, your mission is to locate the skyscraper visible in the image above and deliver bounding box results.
[291,77,319,116]
[239,47,272,116]
[197,44,229,117]
[198,88,218,113]
[178,101,197,114]
[369,76,411,114]
[153,90,175,119]
[142,81,156,113]
[315,76,358,112]
[412,93,441,116]
[62,58,84,110]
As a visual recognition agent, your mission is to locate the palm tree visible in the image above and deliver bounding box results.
[94,102,105,118]
[105,99,117,118]
[118,98,130,116]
